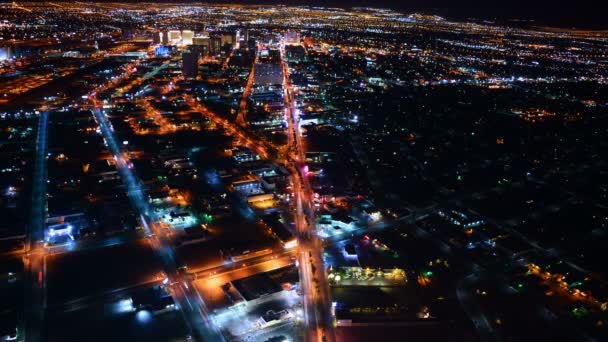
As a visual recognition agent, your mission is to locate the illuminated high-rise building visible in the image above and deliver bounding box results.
[168,30,181,44]
[284,31,300,45]
[193,36,210,56]
[153,31,161,44]
[220,32,237,47]
[285,45,305,62]
[161,31,169,45]
[181,30,194,45]
[193,36,209,46]
[210,37,222,55]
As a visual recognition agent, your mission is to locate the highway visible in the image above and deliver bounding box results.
[235,42,260,126]
[28,110,48,245]
[280,40,336,342]
[24,110,49,342]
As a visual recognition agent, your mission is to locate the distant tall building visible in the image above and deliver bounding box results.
[190,45,206,58]
[258,49,281,63]
[192,36,210,56]
[210,37,222,55]
[193,36,209,46]
[247,38,256,51]
[161,31,169,45]
[153,32,161,44]
[181,30,194,45]
[220,32,237,47]
[182,50,199,79]
[284,31,300,45]
[168,30,181,44]
[285,45,305,62]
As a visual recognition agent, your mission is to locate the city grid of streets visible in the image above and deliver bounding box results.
[1,2,608,342]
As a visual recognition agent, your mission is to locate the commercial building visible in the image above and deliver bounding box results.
[168,30,181,44]
[209,37,222,55]
[284,31,300,45]
[152,31,162,44]
[181,30,194,45]
[161,31,169,45]
[193,36,210,47]
[247,193,276,211]
[131,285,175,311]
[45,223,74,243]
[192,36,210,56]
[254,63,283,86]
[230,175,263,196]
[285,45,305,62]
[231,146,260,164]
[220,32,237,47]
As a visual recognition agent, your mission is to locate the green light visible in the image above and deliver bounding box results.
[572,307,589,318]
[201,213,213,223]
[457,175,462,181]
